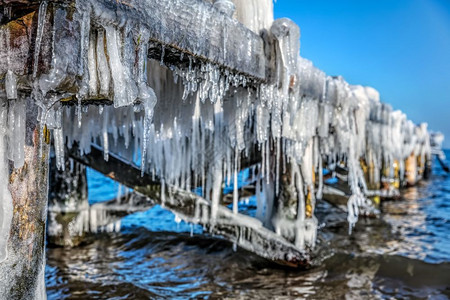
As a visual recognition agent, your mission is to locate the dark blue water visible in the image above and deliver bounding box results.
[46,151,450,299]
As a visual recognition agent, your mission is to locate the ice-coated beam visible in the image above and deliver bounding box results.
[68,145,309,267]
[93,0,266,80]
[0,0,267,93]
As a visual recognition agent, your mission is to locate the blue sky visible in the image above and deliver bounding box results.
[274,0,450,148]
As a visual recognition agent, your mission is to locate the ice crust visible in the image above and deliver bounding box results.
[0,0,434,267]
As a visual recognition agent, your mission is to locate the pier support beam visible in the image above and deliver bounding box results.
[0,98,49,299]
[68,145,309,267]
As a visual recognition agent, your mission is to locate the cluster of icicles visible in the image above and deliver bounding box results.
[0,0,432,255]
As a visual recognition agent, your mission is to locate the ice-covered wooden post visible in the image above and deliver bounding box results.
[267,18,317,249]
[0,0,91,296]
[0,4,52,298]
[48,156,89,247]
[0,99,49,299]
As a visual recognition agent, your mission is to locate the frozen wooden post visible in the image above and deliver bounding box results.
[360,157,381,207]
[0,99,49,299]
[266,18,317,250]
[380,159,400,199]
[0,2,54,297]
[48,153,157,245]
[405,152,418,186]
[47,156,89,247]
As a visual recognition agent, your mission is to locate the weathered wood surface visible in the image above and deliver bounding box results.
[1,0,40,4]
[0,2,74,91]
[0,0,41,22]
[68,145,309,267]
[0,97,49,299]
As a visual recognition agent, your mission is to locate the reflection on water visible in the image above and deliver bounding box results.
[46,153,450,299]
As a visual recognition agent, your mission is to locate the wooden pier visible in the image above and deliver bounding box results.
[0,0,439,298]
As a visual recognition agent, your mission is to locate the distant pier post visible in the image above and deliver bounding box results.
[48,155,89,247]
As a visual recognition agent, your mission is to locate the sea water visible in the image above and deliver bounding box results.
[45,151,450,299]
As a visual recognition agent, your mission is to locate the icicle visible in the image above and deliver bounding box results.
[77,6,91,99]
[6,98,26,168]
[35,259,47,300]
[102,108,109,161]
[265,140,270,184]
[139,84,157,175]
[54,128,65,171]
[32,1,48,78]
[104,25,137,107]
[5,70,17,100]
[53,107,64,170]
[77,97,82,128]
[210,100,224,224]
[347,193,364,234]
[232,147,239,214]
[161,179,166,205]
[88,31,99,96]
[116,184,123,203]
[316,149,323,200]
[96,29,111,96]
[0,103,13,263]
[275,137,280,194]
[160,45,165,66]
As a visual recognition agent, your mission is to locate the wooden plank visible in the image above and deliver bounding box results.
[68,144,309,267]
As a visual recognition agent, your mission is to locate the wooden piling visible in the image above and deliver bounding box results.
[0,97,49,299]
[47,155,89,247]
[405,153,417,186]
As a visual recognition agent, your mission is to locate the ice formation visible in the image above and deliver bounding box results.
[234,0,274,33]
[0,101,13,263]
[0,0,435,267]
